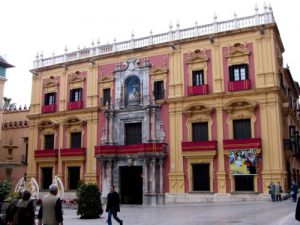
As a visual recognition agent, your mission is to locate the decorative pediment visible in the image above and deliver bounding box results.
[226,44,250,58]
[183,103,214,116]
[224,99,257,113]
[44,76,58,88]
[63,116,86,126]
[98,75,115,84]
[69,72,85,83]
[150,65,168,76]
[187,51,208,64]
[38,119,58,129]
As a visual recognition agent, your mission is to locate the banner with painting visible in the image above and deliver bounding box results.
[229,149,257,175]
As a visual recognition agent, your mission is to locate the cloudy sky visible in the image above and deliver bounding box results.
[0,0,299,106]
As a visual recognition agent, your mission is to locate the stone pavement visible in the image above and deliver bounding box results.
[59,200,299,225]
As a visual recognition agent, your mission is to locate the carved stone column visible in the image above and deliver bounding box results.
[151,108,156,141]
[107,160,113,186]
[143,159,148,193]
[109,111,114,144]
[105,112,109,144]
[159,159,164,193]
[151,158,156,193]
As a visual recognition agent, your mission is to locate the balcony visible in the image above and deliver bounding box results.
[182,140,217,152]
[95,143,167,155]
[34,149,58,158]
[187,84,209,96]
[228,79,251,92]
[42,104,56,113]
[60,147,86,157]
[67,100,83,110]
[223,138,261,150]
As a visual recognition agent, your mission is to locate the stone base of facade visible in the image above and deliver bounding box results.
[144,193,165,205]
[165,193,271,204]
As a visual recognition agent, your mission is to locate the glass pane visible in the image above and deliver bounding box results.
[240,68,246,80]
[234,68,240,81]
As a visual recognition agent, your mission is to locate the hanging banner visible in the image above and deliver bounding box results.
[229,149,257,175]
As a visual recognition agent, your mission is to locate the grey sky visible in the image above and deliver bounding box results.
[0,0,298,106]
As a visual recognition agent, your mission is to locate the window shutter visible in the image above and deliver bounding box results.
[70,89,74,101]
[44,94,48,105]
[229,66,234,81]
[244,64,249,80]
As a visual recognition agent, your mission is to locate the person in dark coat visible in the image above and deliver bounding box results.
[291,181,298,202]
[5,192,22,224]
[106,185,123,225]
[11,190,35,225]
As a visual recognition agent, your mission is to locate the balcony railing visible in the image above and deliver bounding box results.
[95,143,167,155]
[228,79,251,92]
[33,10,274,69]
[60,147,86,157]
[223,138,261,150]
[182,140,217,151]
[187,84,209,96]
[34,149,58,158]
[67,100,83,110]
[42,104,57,113]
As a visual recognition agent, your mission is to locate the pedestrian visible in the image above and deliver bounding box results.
[5,192,22,225]
[274,182,281,202]
[10,190,35,225]
[38,184,63,225]
[106,185,123,225]
[268,182,275,202]
[291,181,298,202]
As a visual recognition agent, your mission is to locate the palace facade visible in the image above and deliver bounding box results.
[27,8,300,203]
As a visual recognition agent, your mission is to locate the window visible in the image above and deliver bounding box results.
[125,123,142,145]
[44,93,56,105]
[192,70,204,86]
[44,134,54,150]
[192,164,210,191]
[41,167,53,189]
[192,122,208,141]
[103,88,111,106]
[71,132,81,148]
[233,119,251,139]
[153,81,164,100]
[70,88,82,102]
[229,64,248,81]
[68,167,80,190]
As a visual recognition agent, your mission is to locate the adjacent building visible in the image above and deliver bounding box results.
[27,7,300,203]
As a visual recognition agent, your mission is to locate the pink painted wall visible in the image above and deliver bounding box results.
[222,43,256,92]
[182,114,187,141]
[212,110,217,140]
[148,54,169,98]
[223,110,229,140]
[257,153,263,192]
[183,50,213,96]
[254,106,261,138]
[56,127,59,149]
[66,71,87,107]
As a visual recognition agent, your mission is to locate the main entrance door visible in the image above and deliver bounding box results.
[120,166,143,204]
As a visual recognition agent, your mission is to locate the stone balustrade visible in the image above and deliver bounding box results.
[33,6,274,69]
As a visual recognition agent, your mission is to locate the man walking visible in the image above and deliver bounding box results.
[38,184,63,225]
[106,185,123,225]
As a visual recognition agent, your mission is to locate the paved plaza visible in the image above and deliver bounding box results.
[60,200,299,225]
